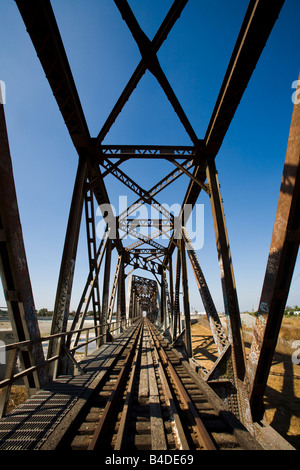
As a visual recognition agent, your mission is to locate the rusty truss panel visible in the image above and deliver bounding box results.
[0,0,298,451]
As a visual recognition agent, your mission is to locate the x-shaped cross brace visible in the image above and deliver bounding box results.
[97,0,201,148]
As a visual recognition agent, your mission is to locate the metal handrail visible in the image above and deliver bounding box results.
[0,316,140,391]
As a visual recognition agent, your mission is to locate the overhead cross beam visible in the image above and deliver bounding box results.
[118,158,196,226]
[97,0,189,144]
[113,0,198,145]
[99,145,196,159]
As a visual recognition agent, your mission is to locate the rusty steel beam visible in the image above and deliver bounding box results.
[101,158,174,223]
[125,252,163,276]
[246,80,300,422]
[173,245,181,339]
[102,238,113,328]
[67,228,110,351]
[168,254,175,333]
[123,227,167,252]
[163,0,285,265]
[84,190,102,343]
[130,249,165,255]
[15,0,90,149]
[97,0,189,143]
[206,157,246,381]
[117,253,126,322]
[205,0,285,152]
[118,158,195,223]
[125,219,173,229]
[12,1,291,425]
[0,102,47,391]
[180,237,192,357]
[15,0,123,360]
[87,163,122,253]
[47,155,88,376]
[182,227,228,355]
[15,0,122,241]
[99,144,196,159]
[113,0,198,145]
[123,230,166,252]
[168,159,211,194]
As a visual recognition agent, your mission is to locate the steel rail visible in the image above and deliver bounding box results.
[113,326,143,450]
[147,320,216,450]
[87,321,144,450]
[149,329,190,450]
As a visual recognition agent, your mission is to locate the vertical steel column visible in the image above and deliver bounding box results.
[163,267,172,331]
[168,254,174,337]
[84,189,101,334]
[247,83,300,422]
[173,244,181,339]
[47,154,88,377]
[67,227,109,350]
[206,157,246,381]
[182,226,228,354]
[126,275,133,320]
[160,274,166,328]
[117,253,126,320]
[131,289,136,319]
[155,280,161,325]
[107,254,122,324]
[180,236,192,358]
[101,237,112,342]
[0,101,46,391]
[116,257,122,334]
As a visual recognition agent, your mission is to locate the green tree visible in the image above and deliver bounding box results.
[38,308,48,317]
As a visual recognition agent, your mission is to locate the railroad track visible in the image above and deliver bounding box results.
[57,318,261,451]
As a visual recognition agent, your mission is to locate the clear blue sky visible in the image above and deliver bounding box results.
[0,0,300,314]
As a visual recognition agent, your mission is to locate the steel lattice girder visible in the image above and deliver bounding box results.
[11,0,294,427]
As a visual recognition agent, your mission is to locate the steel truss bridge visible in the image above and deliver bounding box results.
[0,0,299,451]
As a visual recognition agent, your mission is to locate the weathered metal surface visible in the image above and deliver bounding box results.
[206,158,246,383]
[0,103,46,391]
[96,0,189,143]
[15,0,90,148]
[84,190,102,334]
[246,76,300,422]
[180,237,192,358]
[182,227,228,354]
[47,156,88,377]
[4,0,293,444]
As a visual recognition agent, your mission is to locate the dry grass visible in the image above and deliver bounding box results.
[5,385,28,415]
[191,317,300,449]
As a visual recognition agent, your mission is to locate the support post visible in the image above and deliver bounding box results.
[182,226,228,354]
[0,102,46,391]
[101,238,112,342]
[84,189,101,339]
[126,275,133,320]
[117,253,126,322]
[160,273,167,329]
[247,79,300,422]
[168,254,174,337]
[47,154,88,378]
[180,236,192,358]
[173,245,181,339]
[206,158,246,381]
